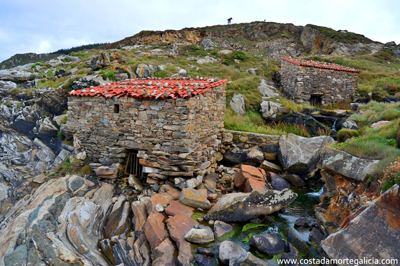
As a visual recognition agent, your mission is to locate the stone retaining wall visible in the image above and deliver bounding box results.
[66,84,226,179]
[220,130,280,161]
[280,59,358,105]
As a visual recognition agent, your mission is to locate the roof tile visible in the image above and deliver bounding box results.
[281,57,360,73]
[68,77,228,99]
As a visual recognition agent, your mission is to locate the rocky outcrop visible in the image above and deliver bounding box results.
[105,22,382,60]
[321,185,400,263]
[0,175,114,265]
[204,189,297,222]
[278,133,334,176]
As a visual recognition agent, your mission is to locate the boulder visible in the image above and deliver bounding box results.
[136,63,155,78]
[218,241,246,265]
[250,233,285,256]
[204,189,297,222]
[321,149,379,182]
[247,68,257,75]
[185,226,214,244]
[260,101,282,121]
[260,160,282,173]
[269,172,291,191]
[234,164,267,192]
[219,241,271,266]
[218,49,232,55]
[282,174,305,187]
[230,93,246,115]
[278,133,334,176]
[179,188,211,210]
[38,117,59,136]
[91,52,110,70]
[196,56,218,64]
[342,120,358,130]
[309,227,324,244]
[322,185,400,262]
[223,146,264,165]
[214,220,234,238]
[371,120,392,129]
[195,254,215,266]
[95,165,119,179]
[258,85,279,98]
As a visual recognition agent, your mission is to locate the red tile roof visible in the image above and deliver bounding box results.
[281,57,360,73]
[68,77,228,99]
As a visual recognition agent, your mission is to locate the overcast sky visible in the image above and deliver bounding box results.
[0,0,399,62]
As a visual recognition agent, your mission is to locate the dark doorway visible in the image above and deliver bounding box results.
[310,95,322,106]
[125,150,144,177]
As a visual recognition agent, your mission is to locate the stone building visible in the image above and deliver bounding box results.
[280,57,359,105]
[66,77,227,179]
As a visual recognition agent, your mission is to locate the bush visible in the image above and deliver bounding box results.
[337,129,359,142]
[381,157,400,192]
[104,71,116,81]
[61,116,68,124]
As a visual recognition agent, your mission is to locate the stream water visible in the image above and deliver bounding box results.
[191,187,324,265]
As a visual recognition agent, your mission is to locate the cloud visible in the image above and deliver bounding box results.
[0,0,399,62]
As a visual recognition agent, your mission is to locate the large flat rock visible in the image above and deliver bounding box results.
[204,189,297,223]
[321,149,379,182]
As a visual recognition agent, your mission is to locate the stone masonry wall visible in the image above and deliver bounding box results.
[280,60,358,105]
[66,84,226,179]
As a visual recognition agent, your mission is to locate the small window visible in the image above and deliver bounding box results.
[310,95,322,106]
[114,104,120,113]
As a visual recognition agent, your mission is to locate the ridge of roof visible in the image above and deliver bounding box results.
[281,57,360,73]
[68,77,228,99]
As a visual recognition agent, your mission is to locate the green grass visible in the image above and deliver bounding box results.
[349,101,400,127]
[224,109,282,135]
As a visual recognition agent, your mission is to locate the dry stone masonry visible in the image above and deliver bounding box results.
[279,57,359,105]
[66,77,227,180]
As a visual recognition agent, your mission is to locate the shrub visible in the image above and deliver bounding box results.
[62,57,72,62]
[104,71,116,81]
[61,116,68,124]
[337,129,359,142]
[57,131,63,140]
[381,157,400,192]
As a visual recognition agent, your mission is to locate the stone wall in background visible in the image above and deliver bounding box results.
[279,59,358,105]
[66,84,226,179]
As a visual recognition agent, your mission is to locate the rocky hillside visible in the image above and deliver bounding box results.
[103,22,385,59]
[0,21,399,265]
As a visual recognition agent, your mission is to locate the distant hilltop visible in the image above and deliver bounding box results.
[0,43,108,70]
